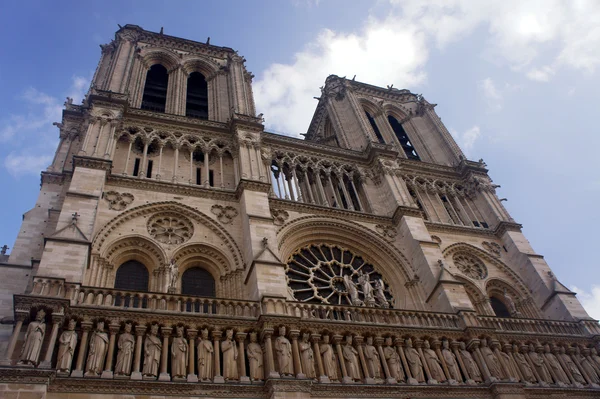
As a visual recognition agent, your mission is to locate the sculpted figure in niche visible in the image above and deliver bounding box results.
[320,335,338,381]
[545,344,570,385]
[423,340,446,383]
[528,344,552,383]
[357,271,375,306]
[197,328,214,381]
[19,309,46,366]
[558,346,585,385]
[171,326,188,379]
[459,341,482,382]
[114,322,135,376]
[576,346,600,383]
[591,348,600,370]
[405,338,425,383]
[300,333,316,379]
[441,340,461,382]
[85,321,109,376]
[513,345,536,383]
[498,345,519,381]
[383,337,404,381]
[56,319,78,373]
[275,326,293,376]
[364,336,381,379]
[374,279,389,308]
[503,289,520,316]
[167,258,179,292]
[142,324,162,378]
[246,332,264,381]
[343,335,361,381]
[222,329,238,380]
[343,275,363,306]
[480,339,502,380]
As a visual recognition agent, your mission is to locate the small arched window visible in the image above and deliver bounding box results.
[365,111,385,144]
[141,64,168,113]
[388,115,420,160]
[181,267,215,297]
[114,260,149,292]
[186,72,208,119]
[490,296,511,318]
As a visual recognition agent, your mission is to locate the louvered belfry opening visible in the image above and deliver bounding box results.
[141,64,168,113]
[186,72,209,119]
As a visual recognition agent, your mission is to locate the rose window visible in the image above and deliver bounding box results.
[453,253,487,280]
[147,213,193,245]
[285,244,393,307]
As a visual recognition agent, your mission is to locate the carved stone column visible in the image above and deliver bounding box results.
[491,339,512,382]
[187,329,198,382]
[101,321,121,378]
[416,339,435,384]
[39,314,64,368]
[523,345,545,386]
[451,340,471,384]
[354,336,373,384]
[375,337,395,384]
[236,332,250,383]
[0,312,27,365]
[312,334,329,383]
[333,335,351,383]
[569,347,597,387]
[468,340,493,383]
[130,325,146,380]
[505,343,524,382]
[262,328,279,379]
[212,329,224,383]
[158,327,172,381]
[396,338,417,385]
[72,320,93,377]
[432,339,453,384]
[289,330,305,379]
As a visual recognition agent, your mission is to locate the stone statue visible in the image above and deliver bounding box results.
[528,344,552,383]
[342,336,361,381]
[459,341,482,382]
[514,345,535,383]
[441,340,461,382]
[423,340,446,382]
[383,337,404,381]
[364,336,382,379]
[480,339,502,379]
[343,274,363,306]
[171,326,188,379]
[274,326,293,376]
[114,322,135,376]
[221,329,238,380]
[246,332,264,381]
[300,333,316,379]
[503,289,520,316]
[197,328,214,381]
[320,335,338,381]
[19,309,46,366]
[357,271,375,306]
[85,321,109,376]
[498,345,519,381]
[591,348,600,370]
[142,324,162,378]
[405,338,425,382]
[545,345,569,385]
[374,279,389,308]
[558,346,585,385]
[56,318,77,373]
[167,258,179,292]
[576,346,600,383]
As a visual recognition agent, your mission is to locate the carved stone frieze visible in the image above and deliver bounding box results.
[482,241,502,257]
[271,209,289,226]
[375,224,397,241]
[453,253,487,280]
[103,190,134,211]
[211,204,238,224]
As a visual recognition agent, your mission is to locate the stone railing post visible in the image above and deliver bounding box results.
[130,325,146,380]
[71,320,93,377]
[40,314,64,368]
[187,329,198,382]
[158,327,172,381]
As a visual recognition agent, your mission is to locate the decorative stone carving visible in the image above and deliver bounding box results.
[114,322,135,376]
[171,326,188,379]
[364,336,382,379]
[104,191,134,211]
[85,321,109,376]
[56,318,77,373]
[211,204,238,224]
[166,258,179,293]
[19,309,46,366]
[423,340,445,383]
[300,333,316,379]
[285,244,393,306]
[197,328,214,381]
[459,341,482,382]
[480,339,502,379]
[384,337,404,381]
[441,340,461,382]
[514,344,535,383]
[246,332,264,381]
[453,253,487,280]
[576,346,600,383]
[147,213,193,245]
[529,344,552,383]
[482,241,502,257]
[559,346,586,385]
[503,289,521,317]
[342,335,361,381]
[221,329,238,381]
[142,324,162,379]
[275,326,293,376]
[320,335,338,381]
[375,224,397,241]
[431,235,442,245]
[545,344,570,385]
[271,209,289,226]
[405,338,425,382]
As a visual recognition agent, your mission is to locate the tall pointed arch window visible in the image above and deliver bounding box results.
[114,260,149,292]
[141,64,168,113]
[388,115,420,160]
[181,267,215,297]
[365,111,385,144]
[186,72,209,119]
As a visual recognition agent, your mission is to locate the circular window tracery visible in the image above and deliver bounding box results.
[285,244,393,307]
[453,253,487,280]
[147,213,194,245]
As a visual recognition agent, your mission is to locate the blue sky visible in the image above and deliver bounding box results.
[0,0,598,317]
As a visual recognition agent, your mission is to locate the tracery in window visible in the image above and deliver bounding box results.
[453,253,487,280]
[285,244,393,307]
[147,213,194,245]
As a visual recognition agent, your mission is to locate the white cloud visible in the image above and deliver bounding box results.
[478,78,502,112]
[4,154,54,177]
[526,66,555,82]
[570,285,600,320]
[450,125,480,156]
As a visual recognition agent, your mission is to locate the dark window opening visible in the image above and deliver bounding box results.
[186,72,208,119]
[490,296,512,318]
[503,245,508,252]
[114,260,149,292]
[146,160,153,178]
[337,182,348,209]
[132,158,141,176]
[440,195,459,224]
[345,178,361,211]
[141,64,168,113]
[181,267,215,297]
[365,111,385,144]
[196,168,202,185]
[209,170,214,187]
[481,221,489,229]
[388,115,420,160]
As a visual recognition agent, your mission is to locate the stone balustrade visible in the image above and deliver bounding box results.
[476,315,585,336]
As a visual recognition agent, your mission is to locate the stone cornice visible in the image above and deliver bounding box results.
[73,156,112,171]
[262,131,368,162]
[235,179,272,198]
[41,171,66,186]
[125,108,229,132]
[494,221,523,236]
[425,221,496,237]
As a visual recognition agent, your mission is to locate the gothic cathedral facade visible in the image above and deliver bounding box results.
[1,25,599,399]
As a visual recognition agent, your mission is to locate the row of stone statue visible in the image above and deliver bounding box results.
[16,314,600,387]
